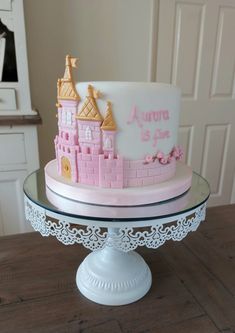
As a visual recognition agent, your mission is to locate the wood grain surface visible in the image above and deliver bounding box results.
[0,204,234,333]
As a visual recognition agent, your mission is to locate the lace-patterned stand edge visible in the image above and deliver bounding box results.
[24,195,207,253]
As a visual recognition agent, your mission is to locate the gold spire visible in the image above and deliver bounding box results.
[76,85,103,121]
[101,101,117,131]
[57,55,80,101]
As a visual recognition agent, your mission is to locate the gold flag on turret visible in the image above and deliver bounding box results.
[57,55,80,101]
[70,57,78,68]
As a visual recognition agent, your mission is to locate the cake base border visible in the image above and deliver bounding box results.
[45,160,192,206]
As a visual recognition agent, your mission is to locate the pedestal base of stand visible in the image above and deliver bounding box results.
[76,247,152,306]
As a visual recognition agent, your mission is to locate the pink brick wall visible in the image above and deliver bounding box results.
[123,159,176,187]
[55,132,176,188]
[99,155,124,188]
[77,152,99,186]
[76,152,124,188]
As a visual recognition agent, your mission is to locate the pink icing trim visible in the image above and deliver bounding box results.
[46,183,190,216]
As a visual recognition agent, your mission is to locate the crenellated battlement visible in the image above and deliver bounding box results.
[76,152,123,188]
[99,154,123,188]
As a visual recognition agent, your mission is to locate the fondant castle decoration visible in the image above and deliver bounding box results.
[54,55,181,189]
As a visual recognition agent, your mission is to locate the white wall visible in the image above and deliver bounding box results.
[24,0,154,167]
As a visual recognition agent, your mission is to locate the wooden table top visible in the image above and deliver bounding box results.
[0,204,234,333]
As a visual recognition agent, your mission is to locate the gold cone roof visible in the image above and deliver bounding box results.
[101,101,117,131]
[77,85,103,121]
[57,55,80,101]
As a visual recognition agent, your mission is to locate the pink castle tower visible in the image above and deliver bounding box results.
[75,85,103,186]
[99,101,124,188]
[101,101,117,157]
[76,85,103,155]
[54,55,80,182]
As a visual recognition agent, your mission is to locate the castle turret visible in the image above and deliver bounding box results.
[57,55,80,145]
[76,85,103,154]
[101,101,117,157]
[57,55,80,102]
[55,55,80,182]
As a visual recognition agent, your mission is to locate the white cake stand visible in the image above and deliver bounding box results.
[24,170,210,306]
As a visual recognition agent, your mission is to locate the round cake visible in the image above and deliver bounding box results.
[45,55,192,206]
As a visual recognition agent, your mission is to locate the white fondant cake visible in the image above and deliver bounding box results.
[45,55,192,206]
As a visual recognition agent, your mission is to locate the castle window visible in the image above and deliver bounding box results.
[66,112,72,125]
[62,110,66,124]
[85,126,92,141]
[65,133,69,140]
[104,137,112,149]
